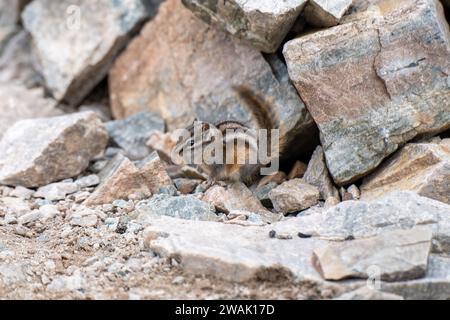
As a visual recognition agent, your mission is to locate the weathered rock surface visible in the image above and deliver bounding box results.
[0,112,108,188]
[381,255,450,300]
[181,0,308,53]
[269,179,320,214]
[313,227,432,281]
[22,0,155,105]
[75,175,100,189]
[304,0,352,27]
[136,194,219,222]
[304,146,339,200]
[203,182,281,223]
[361,139,450,205]
[84,154,148,206]
[106,111,165,160]
[0,0,29,50]
[146,131,179,163]
[110,0,316,155]
[254,182,278,208]
[291,192,450,254]
[0,30,41,88]
[284,0,450,185]
[174,178,201,195]
[85,152,172,206]
[143,215,332,284]
[10,186,34,200]
[139,152,173,193]
[0,85,60,139]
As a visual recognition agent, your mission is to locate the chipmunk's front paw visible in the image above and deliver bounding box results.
[216,181,227,187]
[201,179,215,191]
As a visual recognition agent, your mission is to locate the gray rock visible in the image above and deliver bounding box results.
[70,208,99,227]
[381,255,450,300]
[0,0,28,50]
[22,0,155,105]
[142,215,354,293]
[106,111,165,160]
[174,178,202,195]
[157,185,178,196]
[84,154,149,206]
[136,194,219,222]
[202,182,281,223]
[0,197,30,216]
[138,151,174,194]
[38,204,59,221]
[313,227,432,282]
[284,0,450,185]
[17,210,41,225]
[293,192,450,254]
[304,146,339,200]
[47,270,86,292]
[0,263,26,286]
[10,186,34,199]
[304,0,352,27]
[75,174,100,189]
[0,112,108,188]
[361,139,450,205]
[181,0,308,53]
[0,84,60,140]
[254,182,278,208]
[34,181,79,201]
[110,0,317,156]
[269,179,320,214]
[0,30,41,88]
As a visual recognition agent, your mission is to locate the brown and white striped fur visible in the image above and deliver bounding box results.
[177,86,286,186]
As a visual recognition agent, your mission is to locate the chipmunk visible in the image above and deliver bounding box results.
[175,86,285,186]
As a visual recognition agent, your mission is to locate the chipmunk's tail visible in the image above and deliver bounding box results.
[233,85,287,157]
[233,85,278,131]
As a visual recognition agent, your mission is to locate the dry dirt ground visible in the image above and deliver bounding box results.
[0,217,329,300]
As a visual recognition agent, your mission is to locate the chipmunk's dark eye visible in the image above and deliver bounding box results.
[190,139,195,146]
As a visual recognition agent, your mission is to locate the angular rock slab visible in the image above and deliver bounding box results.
[110,0,316,155]
[290,192,450,254]
[269,179,320,214]
[22,0,154,106]
[381,255,450,300]
[106,111,165,160]
[84,152,172,206]
[0,30,40,88]
[143,215,337,285]
[202,182,281,223]
[0,112,108,188]
[284,0,450,184]
[361,139,450,205]
[313,227,432,282]
[84,154,149,206]
[304,0,353,27]
[0,0,28,50]
[181,0,308,53]
[136,194,219,222]
[0,84,60,139]
[304,146,339,200]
